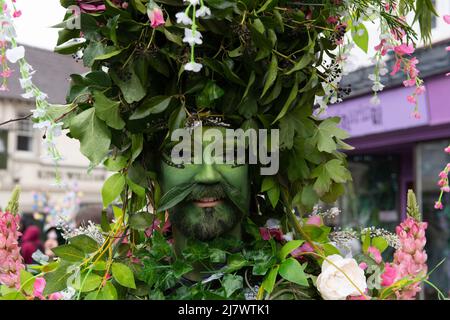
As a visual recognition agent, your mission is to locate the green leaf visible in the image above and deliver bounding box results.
[156,183,195,213]
[102,173,126,208]
[129,212,153,231]
[261,55,278,97]
[352,23,369,53]
[130,96,172,120]
[112,262,136,289]
[279,240,305,260]
[70,108,111,165]
[261,265,279,294]
[69,235,100,254]
[73,273,103,292]
[20,270,35,296]
[372,237,389,253]
[272,76,299,124]
[267,185,280,208]
[261,177,276,192]
[93,91,125,130]
[278,258,309,287]
[99,282,118,300]
[222,274,243,298]
[226,253,248,273]
[196,81,225,107]
[315,118,349,153]
[43,264,71,295]
[54,38,85,55]
[131,134,144,162]
[285,54,313,75]
[110,65,146,104]
[52,244,85,262]
[311,159,352,196]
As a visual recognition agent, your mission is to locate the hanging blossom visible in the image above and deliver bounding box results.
[390,217,428,300]
[369,4,425,118]
[147,0,165,29]
[434,17,450,210]
[0,0,65,183]
[178,0,211,73]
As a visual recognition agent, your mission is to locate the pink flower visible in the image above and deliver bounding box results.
[12,10,21,18]
[291,242,314,259]
[367,246,382,264]
[77,0,106,13]
[403,79,416,87]
[394,43,415,56]
[390,59,402,76]
[381,263,397,287]
[415,86,426,95]
[446,46,450,52]
[148,6,165,28]
[439,171,447,179]
[411,111,421,119]
[434,201,443,210]
[306,215,322,226]
[359,262,368,270]
[407,95,417,104]
[48,292,63,300]
[444,147,450,153]
[0,69,13,78]
[33,277,46,299]
[444,15,450,24]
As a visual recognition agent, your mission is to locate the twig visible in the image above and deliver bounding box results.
[0,113,32,127]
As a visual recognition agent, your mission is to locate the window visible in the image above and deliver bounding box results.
[16,113,33,152]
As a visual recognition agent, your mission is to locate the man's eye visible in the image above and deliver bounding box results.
[162,154,185,169]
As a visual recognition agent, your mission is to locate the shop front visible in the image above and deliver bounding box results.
[327,74,450,298]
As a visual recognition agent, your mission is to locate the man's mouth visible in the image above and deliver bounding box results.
[193,198,224,208]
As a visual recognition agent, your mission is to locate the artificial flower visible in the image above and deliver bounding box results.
[5,46,25,63]
[147,5,165,28]
[316,255,367,300]
[175,12,192,25]
[444,15,450,25]
[184,61,203,72]
[183,28,203,46]
[367,246,382,264]
[196,6,211,18]
[33,277,46,299]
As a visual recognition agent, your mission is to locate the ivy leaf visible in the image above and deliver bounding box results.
[222,274,243,298]
[102,173,126,208]
[112,262,136,289]
[70,108,111,165]
[311,159,351,195]
[278,257,309,287]
[93,91,125,130]
[315,118,349,153]
[130,96,172,120]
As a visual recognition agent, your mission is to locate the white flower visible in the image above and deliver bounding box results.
[176,12,193,25]
[196,6,211,18]
[19,77,33,89]
[31,108,46,118]
[184,0,200,5]
[33,120,52,130]
[5,46,25,63]
[372,82,384,92]
[60,287,76,300]
[283,232,294,242]
[183,28,203,46]
[21,91,35,99]
[184,62,203,72]
[370,95,381,106]
[368,74,377,81]
[265,218,280,229]
[316,254,367,300]
[379,67,388,76]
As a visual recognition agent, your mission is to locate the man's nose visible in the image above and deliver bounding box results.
[193,164,221,184]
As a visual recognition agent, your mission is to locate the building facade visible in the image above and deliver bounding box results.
[0,46,107,214]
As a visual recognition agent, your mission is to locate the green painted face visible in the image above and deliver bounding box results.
[160,127,250,241]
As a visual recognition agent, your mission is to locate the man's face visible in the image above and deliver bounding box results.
[160,127,250,241]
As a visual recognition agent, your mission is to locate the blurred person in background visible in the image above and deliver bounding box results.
[20,225,43,264]
[43,227,65,259]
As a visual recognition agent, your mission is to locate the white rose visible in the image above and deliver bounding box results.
[316,254,367,300]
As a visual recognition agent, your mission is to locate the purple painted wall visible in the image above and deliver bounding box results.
[427,75,450,126]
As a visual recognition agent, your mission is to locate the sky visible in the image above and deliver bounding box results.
[14,0,67,50]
